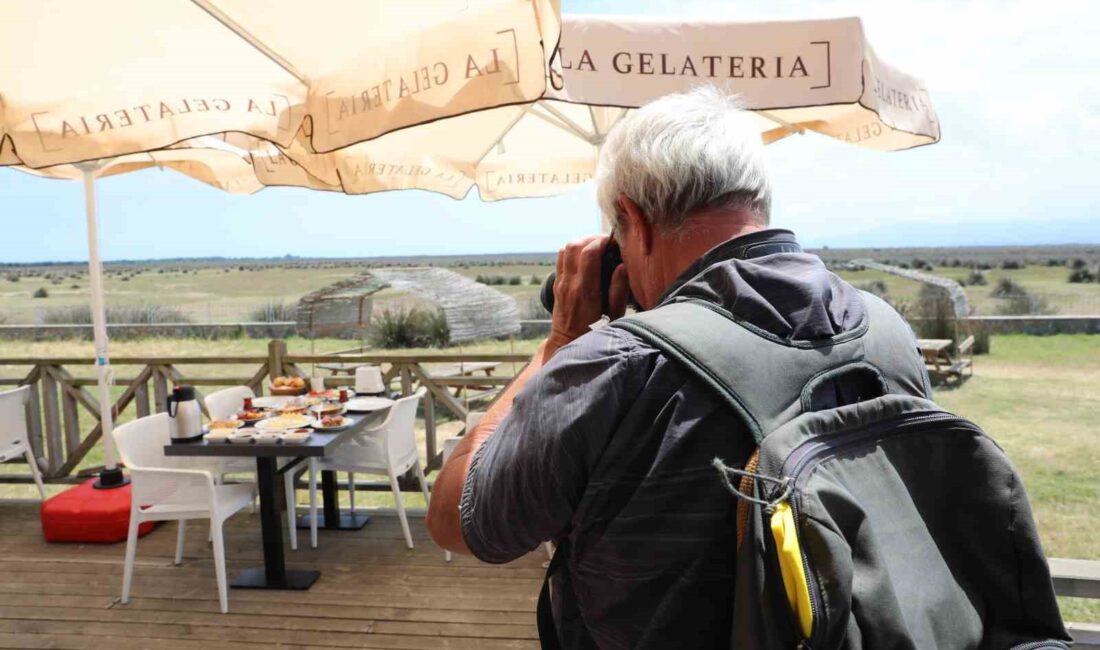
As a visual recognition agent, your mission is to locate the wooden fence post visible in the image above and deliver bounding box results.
[152,366,169,413]
[40,368,63,477]
[268,340,287,383]
[423,390,437,470]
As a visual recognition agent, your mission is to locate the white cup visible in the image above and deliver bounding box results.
[310,376,326,392]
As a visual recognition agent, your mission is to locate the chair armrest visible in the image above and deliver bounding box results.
[957,335,975,355]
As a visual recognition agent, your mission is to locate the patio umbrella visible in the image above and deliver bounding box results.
[268,14,938,201]
[0,0,561,488]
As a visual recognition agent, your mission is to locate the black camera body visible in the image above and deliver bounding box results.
[539,242,628,316]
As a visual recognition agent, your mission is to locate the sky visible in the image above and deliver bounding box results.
[0,0,1097,264]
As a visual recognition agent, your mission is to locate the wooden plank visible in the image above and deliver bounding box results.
[153,366,169,413]
[1051,557,1100,599]
[410,365,467,422]
[423,389,438,472]
[19,368,43,464]
[286,354,529,364]
[39,369,63,477]
[59,376,81,458]
[1068,622,1100,650]
[268,340,287,384]
[244,363,268,395]
[69,377,256,387]
[134,378,150,418]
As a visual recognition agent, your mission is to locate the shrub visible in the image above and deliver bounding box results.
[248,301,298,322]
[121,276,130,282]
[911,258,933,271]
[1070,258,1088,270]
[1000,259,1024,270]
[507,275,522,285]
[1068,268,1095,284]
[529,274,543,285]
[70,284,79,290]
[961,270,987,286]
[991,278,1027,298]
[1046,258,1066,267]
[6,275,18,282]
[854,280,888,297]
[972,328,991,355]
[367,307,450,349]
[911,284,955,340]
[39,303,192,325]
[33,287,48,298]
[995,294,1053,316]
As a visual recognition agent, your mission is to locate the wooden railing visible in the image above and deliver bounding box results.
[0,340,528,487]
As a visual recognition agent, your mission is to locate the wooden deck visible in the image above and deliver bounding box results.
[0,503,543,650]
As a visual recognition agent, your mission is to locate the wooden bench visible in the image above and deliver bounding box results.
[1051,557,1100,648]
[918,337,973,384]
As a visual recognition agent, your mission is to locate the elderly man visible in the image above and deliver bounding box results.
[427,87,865,647]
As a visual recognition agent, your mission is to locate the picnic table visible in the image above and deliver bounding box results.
[164,406,389,591]
[918,337,974,383]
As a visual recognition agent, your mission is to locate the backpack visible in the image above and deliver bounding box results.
[599,291,1071,650]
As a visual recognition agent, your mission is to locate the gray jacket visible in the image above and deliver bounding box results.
[461,229,867,649]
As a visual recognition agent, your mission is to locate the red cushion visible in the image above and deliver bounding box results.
[40,478,155,543]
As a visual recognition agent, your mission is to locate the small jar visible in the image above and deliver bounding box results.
[243,396,253,411]
[339,389,348,403]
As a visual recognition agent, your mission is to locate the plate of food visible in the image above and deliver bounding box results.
[255,413,311,431]
[283,428,312,444]
[205,419,244,432]
[270,376,308,396]
[204,429,234,443]
[311,414,352,431]
[309,403,344,417]
[254,431,283,444]
[276,402,309,415]
[234,409,267,425]
[227,431,256,444]
[308,389,339,399]
[344,397,394,412]
[251,395,294,409]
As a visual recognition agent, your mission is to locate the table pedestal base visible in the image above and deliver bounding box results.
[297,511,370,530]
[231,567,320,590]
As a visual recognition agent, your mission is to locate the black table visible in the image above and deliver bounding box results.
[164,409,384,590]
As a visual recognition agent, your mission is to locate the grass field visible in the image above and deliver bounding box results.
[2,245,1099,325]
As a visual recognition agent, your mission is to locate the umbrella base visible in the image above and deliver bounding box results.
[93,467,130,490]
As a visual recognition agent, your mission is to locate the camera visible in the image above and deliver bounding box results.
[540,241,632,316]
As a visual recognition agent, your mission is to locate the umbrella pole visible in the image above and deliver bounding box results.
[78,166,129,489]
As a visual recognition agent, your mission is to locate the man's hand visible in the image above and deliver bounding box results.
[547,235,630,356]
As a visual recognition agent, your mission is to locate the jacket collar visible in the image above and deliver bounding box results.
[658,229,802,304]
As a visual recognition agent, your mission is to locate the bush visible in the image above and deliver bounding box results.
[248,301,298,322]
[1045,258,1066,267]
[960,270,987,286]
[991,278,1027,298]
[972,328,991,355]
[995,294,1053,316]
[39,303,192,325]
[854,280,888,297]
[1070,258,1088,270]
[1000,259,1024,270]
[367,307,450,349]
[33,287,48,298]
[507,275,522,285]
[1068,268,1096,284]
[911,284,955,340]
[529,274,543,285]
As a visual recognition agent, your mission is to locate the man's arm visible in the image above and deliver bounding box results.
[426,234,628,555]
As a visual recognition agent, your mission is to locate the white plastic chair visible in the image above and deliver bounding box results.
[354,365,386,395]
[115,413,253,614]
[300,388,429,549]
[0,386,47,500]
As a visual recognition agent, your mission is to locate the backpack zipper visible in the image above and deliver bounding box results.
[770,411,981,648]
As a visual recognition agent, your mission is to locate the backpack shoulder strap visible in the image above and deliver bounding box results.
[611,292,929,442]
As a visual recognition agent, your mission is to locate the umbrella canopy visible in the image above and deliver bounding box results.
[268,14,939,200]
[0,0,560,169]
[0,0,561,486]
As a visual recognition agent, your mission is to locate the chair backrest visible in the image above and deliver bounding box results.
[373,388,424,467]
[355,365,386,394]
[113,413,172,471]
[204,386,254,421]
[0,386,31,462]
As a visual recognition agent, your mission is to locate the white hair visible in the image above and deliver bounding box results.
[596,86,771,233]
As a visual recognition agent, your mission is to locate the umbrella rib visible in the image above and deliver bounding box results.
[190,0,311,86]
[539,103,597,143]
[757,111,805,135]
[527,104,595,144]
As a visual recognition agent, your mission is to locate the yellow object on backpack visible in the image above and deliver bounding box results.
[770,501,814,639]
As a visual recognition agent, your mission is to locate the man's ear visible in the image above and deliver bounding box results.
[617,195,654,256]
